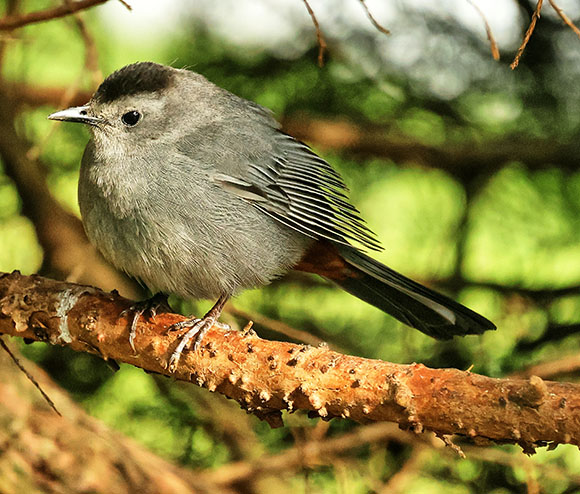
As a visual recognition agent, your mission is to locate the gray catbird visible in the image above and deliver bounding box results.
[49,62,495,369]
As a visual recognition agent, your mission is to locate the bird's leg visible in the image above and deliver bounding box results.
[120,292,171,352]
[167,294,229,372]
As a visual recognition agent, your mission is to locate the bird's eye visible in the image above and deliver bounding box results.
[121,110,141,126]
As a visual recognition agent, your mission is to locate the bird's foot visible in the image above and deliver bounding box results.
[120,293,171,352]
[166,294,229,372]
[167,316,216,372]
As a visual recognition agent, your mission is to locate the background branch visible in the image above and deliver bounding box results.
[0,0,110,31]
[0,340,228,494]
[8,83,580,184]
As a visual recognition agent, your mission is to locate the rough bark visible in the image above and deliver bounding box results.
[1,271,578,453]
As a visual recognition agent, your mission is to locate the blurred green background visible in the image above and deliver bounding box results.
[1,0,580,492]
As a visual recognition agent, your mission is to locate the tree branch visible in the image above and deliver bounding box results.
[0,0,110,31]
[467,0,500,61]
[513,355,580,380]
[202,422,424,487]
[548,0,580,40]
[1,271,579,452]
[281,115,580,180]
[301,0,327,67]
[511,0,543,69]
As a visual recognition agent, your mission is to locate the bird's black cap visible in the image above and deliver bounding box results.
[93,62,175,104]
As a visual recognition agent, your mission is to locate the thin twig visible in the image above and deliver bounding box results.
[467,0,500,60]
[548,0,580,39]
[0,337,61,416]
[461,443,580,485]
[0,0,19,66]
[117,0,132,10]
[302,0,327,67]
[204,422,421,486]
[0,0,109,31]
[437,433,465,458]
[358,0,390,35]
[511,0,544,69]
[72,8,101,85]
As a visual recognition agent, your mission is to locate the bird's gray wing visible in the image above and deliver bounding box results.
[214,130,383,252]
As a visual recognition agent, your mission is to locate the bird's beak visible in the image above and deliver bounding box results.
[48,105,102,126]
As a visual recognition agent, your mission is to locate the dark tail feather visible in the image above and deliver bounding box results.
[334,247,496,339]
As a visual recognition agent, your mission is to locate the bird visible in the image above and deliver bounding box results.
[48,61,495,370]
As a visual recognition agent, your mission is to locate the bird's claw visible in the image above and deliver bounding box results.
[168,318,201,332]
[120,293,170,352]
[166,293,230,372]
[167,316,226,372]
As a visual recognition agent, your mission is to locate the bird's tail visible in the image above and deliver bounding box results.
[333,247,496,339]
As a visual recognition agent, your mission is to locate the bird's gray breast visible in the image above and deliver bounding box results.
[78,141,310,300]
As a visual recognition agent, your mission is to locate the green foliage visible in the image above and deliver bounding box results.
[0,215,42,273]
[465,164,580,287]
[0,172,42,273]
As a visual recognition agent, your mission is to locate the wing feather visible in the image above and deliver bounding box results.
[215,131,382,252]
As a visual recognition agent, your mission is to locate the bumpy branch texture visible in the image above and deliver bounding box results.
[0,271,578,452]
